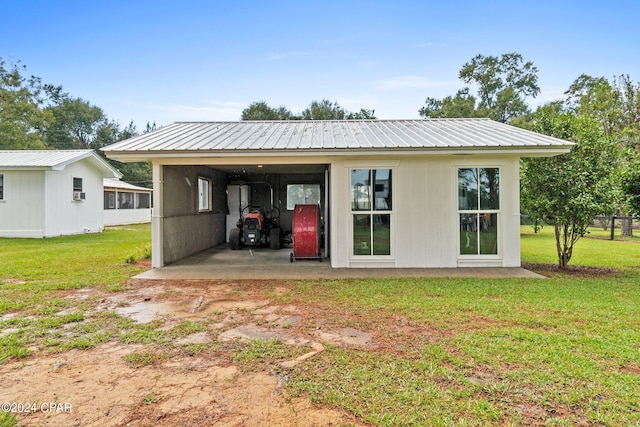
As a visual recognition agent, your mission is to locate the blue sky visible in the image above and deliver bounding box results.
[2,0,638,128]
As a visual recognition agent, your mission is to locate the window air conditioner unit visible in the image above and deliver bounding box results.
[73,191,86,201]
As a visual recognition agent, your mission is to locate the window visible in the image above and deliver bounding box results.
[198,177,211,212]
[458,168,500,255]
[104,191,116,209]
[287,184,320,209]
[0,174,4,200]
[73,177,83,192]
[104,191,150,210]
[351,168,392,256]
[72,177,85,200]
[118,192,134,209]
[137,192,151,209]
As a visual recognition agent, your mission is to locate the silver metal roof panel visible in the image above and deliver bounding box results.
[102,119,574,154]
[0,149,121,177]
[0,149,95,168]
[103,178,152,192]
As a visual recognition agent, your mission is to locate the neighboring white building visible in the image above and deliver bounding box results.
[103,119,574,269]
[103,178,152,226]
[0,150,121,238]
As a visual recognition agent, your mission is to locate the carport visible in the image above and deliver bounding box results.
[212,163,329,251]
[154,160,329,267]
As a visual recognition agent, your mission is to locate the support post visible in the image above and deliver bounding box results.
[610,216,616,240]
[151,163,164,268]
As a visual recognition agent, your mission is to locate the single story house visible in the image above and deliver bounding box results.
[0,150,121,238]
[103,178,152,226]
[103,119,574,269]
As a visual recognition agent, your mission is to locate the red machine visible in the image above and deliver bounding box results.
[290,204,321,262]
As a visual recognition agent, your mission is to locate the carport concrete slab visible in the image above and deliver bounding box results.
[134,245,544,280]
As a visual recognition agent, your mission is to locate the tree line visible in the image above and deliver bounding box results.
[417,52,640,268]
[2,54,638,268]
[240,99,376,121]
[0,59,153,186]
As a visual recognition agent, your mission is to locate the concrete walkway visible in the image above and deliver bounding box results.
[135,245,544,280]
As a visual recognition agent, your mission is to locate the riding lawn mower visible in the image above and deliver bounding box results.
[228,205,282,250]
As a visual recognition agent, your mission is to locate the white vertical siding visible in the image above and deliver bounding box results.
[330,155,522,268]
[104,208,151,226]
[329,164,349,268]
[502,160,522,267]
[43,160,104,237]
[0,170,46,237]
[397,158,457,268]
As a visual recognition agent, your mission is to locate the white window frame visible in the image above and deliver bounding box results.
[198,177,212,212]
[105,191,116,209]
[349,167,394,259]
[457,166,501,258]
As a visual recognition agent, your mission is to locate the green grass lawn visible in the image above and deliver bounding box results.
[1,224,639,426]
[521,225,640,268]
[288,227,640,426]
[0,225,151,360]
[0,224,150,313]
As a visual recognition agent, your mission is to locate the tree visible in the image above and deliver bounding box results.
[622,156,640,215]
[521,107,620,268]
[460,53,539,122]
[616,75,640,149]
[0,57,153,187]
[302,99,377,120]
[44,97,107,149]
[419,88,483,119]
[301,99,346,120]
[241,101,295,120]
[0,59,49,149]
[242,99,377,121]
[145,121,157,133]
[564,74,640,234]
[565,74,640,147]
[96,120,153,188]
[346,108,377,119]
[112,121,152,188]
[419,53,539,123]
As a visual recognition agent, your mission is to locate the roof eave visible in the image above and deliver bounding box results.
[0,166,52,171]
[105,145,573,162]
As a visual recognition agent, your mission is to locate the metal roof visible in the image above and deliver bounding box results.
[104,178,152,192]
[0,149,121,177]
[103,119,574,156]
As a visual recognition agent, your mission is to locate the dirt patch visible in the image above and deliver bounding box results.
[3,279,370,426]
[521,263,622,277]
[1,343,355,427]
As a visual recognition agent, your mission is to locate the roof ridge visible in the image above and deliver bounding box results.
[172,118,493,124]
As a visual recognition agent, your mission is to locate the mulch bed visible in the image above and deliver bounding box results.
[522,263,622,277]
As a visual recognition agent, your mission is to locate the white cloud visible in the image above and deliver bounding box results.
[370,75,454,90]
